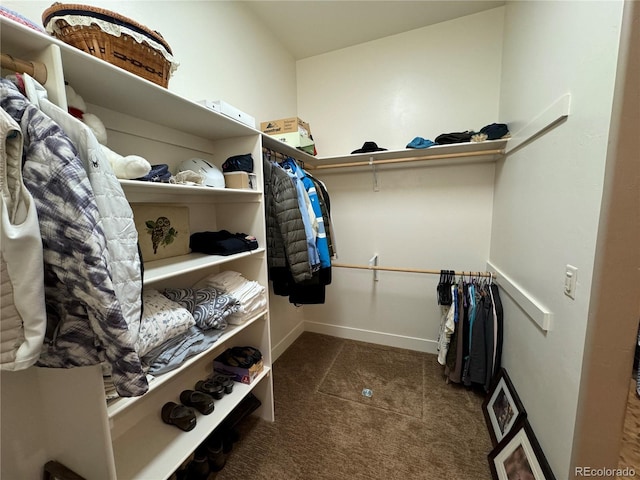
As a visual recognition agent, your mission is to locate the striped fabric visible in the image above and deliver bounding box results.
[0,79,147,397]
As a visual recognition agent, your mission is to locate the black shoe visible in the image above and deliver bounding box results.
[210,374,234,395]
[185,450,210,480]
[161,402,196,432]
[180,390,215,415]
[195,378,225,400]
[205,435,227,472]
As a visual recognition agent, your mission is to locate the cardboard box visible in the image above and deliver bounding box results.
[272,131,315,149]
[260,117,311,137]
[299,144,315,155]
[224,171,257,190]
[198,99,256,128]
[214,358,264,385]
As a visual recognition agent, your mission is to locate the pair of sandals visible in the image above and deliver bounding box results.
[219,346,262,368]
[162,378,227,431]
[195,373,234,400]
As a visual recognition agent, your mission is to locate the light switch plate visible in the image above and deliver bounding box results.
[564,265,578,299]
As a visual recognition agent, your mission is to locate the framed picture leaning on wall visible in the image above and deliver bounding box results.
[483,367,527,446]
[487,418,556,480]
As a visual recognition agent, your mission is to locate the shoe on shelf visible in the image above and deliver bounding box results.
[219,348,254,368]
[180,390,215,415]
[185,449,210,480]
[195,378,225,400]
[232,346,262,364]
[161,402,197,432]
[211,373,234,395]
[204,434,227,472]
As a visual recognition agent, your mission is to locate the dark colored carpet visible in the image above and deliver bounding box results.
[215,332,493,480]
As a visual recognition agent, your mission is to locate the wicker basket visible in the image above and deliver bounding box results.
[42,3,177,88]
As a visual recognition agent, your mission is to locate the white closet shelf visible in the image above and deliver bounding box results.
[143,250,266,284]
[261,133,314,160]
[0,18,53,56]
[112,366,270,480]
[0,20,258,141]
[119,179,262,202]
[108,309,268,419]
[261,134,507,169]
[309,139,507,169]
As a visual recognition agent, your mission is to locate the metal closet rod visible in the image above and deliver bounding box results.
[1,53,48,85]
[333,262,495,278]
[262,148,291,162]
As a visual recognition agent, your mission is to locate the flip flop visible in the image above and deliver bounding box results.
[180,390,215,415]
[161,402,197,431]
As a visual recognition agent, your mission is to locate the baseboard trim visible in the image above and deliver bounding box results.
[303,321,439,354]
[271,321,305,362]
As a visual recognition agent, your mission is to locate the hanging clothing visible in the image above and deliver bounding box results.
[279,158,321,270]
[0,79,148,397]
[437,276,503,392]
[20,74,143,344]
[448,282,469,384]
[263,154,334,305]
[490,283,504,382]
[444,283,461,378]
[437,284,456,365]
[263,157,312,283]
[466,284,492,387]
[281,158,331,269]
[0,107,46,371]
[307,173,337,259]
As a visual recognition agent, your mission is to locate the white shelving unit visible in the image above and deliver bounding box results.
[1,17,273,480]
[142,249,267,284]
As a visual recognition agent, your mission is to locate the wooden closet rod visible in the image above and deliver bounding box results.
[333,262,494,278]
[309,149,504,170]
[1,53,47,85]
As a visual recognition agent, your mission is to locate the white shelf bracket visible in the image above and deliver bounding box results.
[369,156,379,191]
[369,254,379,282]
[506,93,571,155]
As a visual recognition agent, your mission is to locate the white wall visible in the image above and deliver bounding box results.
[297,8,505,157]
[293,9,504,352]
[303,162,497,352]
[492,1,625,478]
[572,0,640,469]
[2,1,298,123]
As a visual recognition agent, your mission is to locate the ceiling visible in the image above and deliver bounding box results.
[241,0,505,59]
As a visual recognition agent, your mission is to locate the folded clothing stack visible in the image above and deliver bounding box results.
[196,270,267,325]
[190,230,258,256]
[135,164,171,182]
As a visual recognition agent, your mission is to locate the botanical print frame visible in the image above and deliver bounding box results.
[483,368,527,446]
[488,419,556,480]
